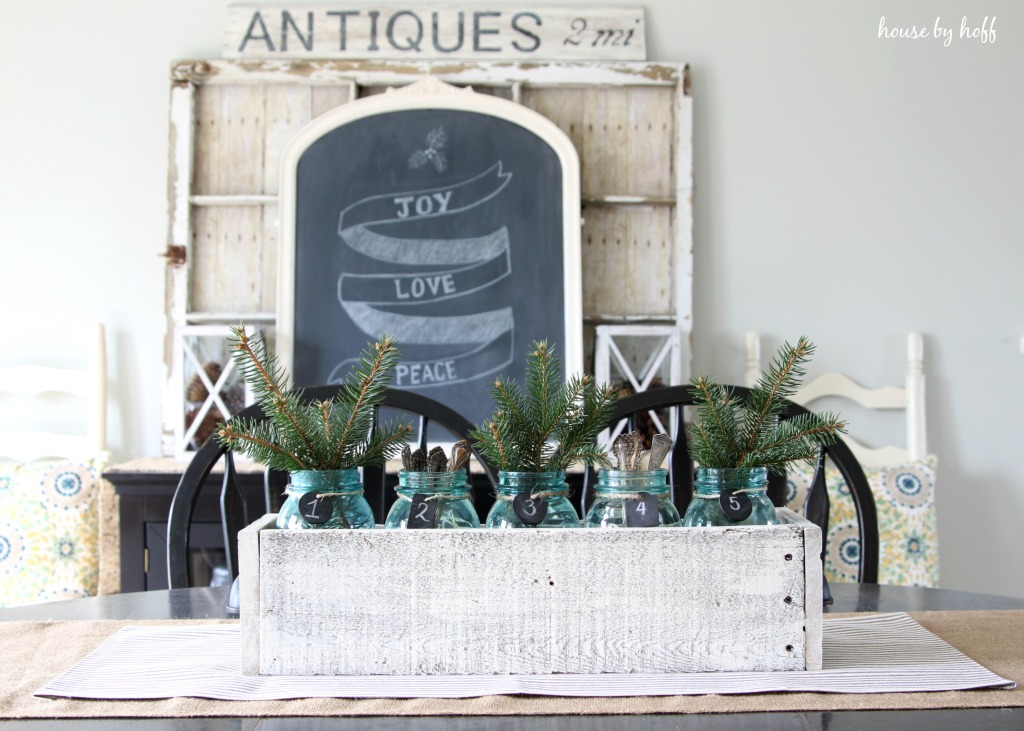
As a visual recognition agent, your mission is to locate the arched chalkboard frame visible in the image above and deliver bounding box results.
[277,77,582,428]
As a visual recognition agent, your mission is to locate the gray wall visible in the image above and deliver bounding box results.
[1,1,1021,597]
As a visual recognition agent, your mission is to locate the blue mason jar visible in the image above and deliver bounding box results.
[681,467,780,527]
[277,468,375,530]
[384,469,480,529]
[485,471,580,528]
[583,469,681,528]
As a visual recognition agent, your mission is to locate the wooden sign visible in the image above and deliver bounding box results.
[224,4,646,60]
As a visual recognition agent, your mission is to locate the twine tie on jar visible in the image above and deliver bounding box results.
[692,487,761,500]
[494,487,571,503]
[592,490,646,501]
[285,487,365,499]
[396,491,470,502]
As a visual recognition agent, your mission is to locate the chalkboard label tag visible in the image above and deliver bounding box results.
[625,493,660,527]
[298,492,333,525]
[408,493,439,529]
[513,493,547,526]
[719,490,753,522]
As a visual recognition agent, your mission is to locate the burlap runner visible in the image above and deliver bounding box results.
[2,611,1022,718]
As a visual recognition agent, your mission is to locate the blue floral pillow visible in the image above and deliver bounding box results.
[0,456,109,607]
[786,456,939,587]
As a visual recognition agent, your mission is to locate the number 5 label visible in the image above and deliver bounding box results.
[719,490,753,522]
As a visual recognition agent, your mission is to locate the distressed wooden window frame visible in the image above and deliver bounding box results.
[162,59,692,457]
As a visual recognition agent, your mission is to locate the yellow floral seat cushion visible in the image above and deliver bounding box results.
[785,455,939,587]
[0,456,109,607]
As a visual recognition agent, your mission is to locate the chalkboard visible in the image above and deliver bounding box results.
[279,86,581,429]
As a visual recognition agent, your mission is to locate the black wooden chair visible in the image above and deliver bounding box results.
[167,386,497,590]
[585,385,879,590]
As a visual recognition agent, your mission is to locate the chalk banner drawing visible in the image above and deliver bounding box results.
[291,109,565,428]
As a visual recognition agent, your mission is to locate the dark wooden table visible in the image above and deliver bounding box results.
[2,583,1022,729]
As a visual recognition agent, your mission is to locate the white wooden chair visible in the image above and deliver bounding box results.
[744,332,926,468]
[0,323,107,462]
[0,323,111,606]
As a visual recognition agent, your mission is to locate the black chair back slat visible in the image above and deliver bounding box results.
[264,468,287,514]
[218,450,247,581]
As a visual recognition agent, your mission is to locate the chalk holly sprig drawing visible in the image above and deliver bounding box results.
[408,126,448,173]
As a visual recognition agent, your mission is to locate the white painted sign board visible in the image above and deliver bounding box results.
[224,4,646,60]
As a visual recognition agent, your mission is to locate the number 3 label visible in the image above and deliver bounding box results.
[513,493,548,525]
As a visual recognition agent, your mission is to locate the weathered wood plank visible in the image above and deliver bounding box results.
[244,512,818,676]
[162,82,196,454]
[580,206,673,319]
[239,513,276,674]
[311,82,356,117]
[171,59,684,88]
[263,85,312,194]
[628,86,675,196]
[190,206,266,313]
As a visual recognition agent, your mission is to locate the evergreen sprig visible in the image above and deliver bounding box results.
[469,340,618,471]
[216,326,412,472]
[688,337,847,475]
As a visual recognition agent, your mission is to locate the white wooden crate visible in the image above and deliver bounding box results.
[239,509,822,676]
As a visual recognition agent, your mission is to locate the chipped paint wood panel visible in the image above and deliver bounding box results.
[259,203,279,313]
[162,82,196,455]
[190,205,267,313]
[581,205,674,319]
[262,85,312,194]
[171,59,684,88]
[311,82,357,117]
[193,85,267,196]
[241,511,822,676]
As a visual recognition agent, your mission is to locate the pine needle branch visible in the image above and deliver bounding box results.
[471,340,617,472]
[743,336,814,452]
[227,325,318,459]
[216,327,405,472]
[687,337,847,474]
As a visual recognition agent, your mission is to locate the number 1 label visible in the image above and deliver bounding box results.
[297,493,333,525]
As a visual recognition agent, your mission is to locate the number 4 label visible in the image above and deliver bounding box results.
[625,493,660,527]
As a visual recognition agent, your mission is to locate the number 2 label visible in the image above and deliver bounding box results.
[408,493,438,529]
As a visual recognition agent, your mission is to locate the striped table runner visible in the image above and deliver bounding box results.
[37,613,1013,701]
